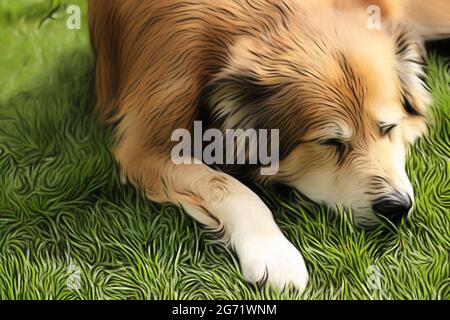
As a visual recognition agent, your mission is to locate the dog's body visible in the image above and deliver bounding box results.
[89,0,450,291]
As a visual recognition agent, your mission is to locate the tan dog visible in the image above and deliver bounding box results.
[88,0,450,291]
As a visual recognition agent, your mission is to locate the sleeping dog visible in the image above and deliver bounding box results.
[88,0,450,291]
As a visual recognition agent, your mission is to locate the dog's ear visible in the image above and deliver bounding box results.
[200,69,302,161]
[387,24,431,143]
[389,24,432,118]
[201,70,280,128]
[200,37,278,127]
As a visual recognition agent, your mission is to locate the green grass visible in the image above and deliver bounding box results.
[0,0,449,300]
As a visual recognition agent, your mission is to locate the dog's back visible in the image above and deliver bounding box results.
[88,0,292,127]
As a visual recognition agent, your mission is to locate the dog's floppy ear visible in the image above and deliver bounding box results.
[389,24,432,118]
[363,1,446,117]
[358,1,434,118]
[200,37,280,129]
[200,40,305,161]
[387,24,431,143]
[200,69,302,161]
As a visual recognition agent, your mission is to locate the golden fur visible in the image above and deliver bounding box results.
[89,0,450,290]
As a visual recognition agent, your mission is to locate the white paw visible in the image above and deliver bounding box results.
[236,235,309,291]
[119,172,128,185]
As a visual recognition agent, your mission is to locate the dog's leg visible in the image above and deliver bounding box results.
[89,0,307,289]
[115,124,308,291]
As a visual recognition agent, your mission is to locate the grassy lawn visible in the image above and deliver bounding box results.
[0,0,449,300]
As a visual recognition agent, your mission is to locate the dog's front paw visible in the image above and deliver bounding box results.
[236,235,309,291]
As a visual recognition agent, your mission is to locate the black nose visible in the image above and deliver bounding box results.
[372,193,412,224]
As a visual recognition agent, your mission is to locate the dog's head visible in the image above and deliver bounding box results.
[205,1,433,228]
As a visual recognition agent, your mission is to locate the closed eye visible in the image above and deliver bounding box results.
[380,124,397,136]
[320,138,345,147]
[318,138,347,164]
[319,139,347,155]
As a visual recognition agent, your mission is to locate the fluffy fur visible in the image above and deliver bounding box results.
[89,0,450,291]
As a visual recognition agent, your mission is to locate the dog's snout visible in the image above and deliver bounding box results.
[372,193,412,224]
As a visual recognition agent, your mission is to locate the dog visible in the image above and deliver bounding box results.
[88,0,450,291]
